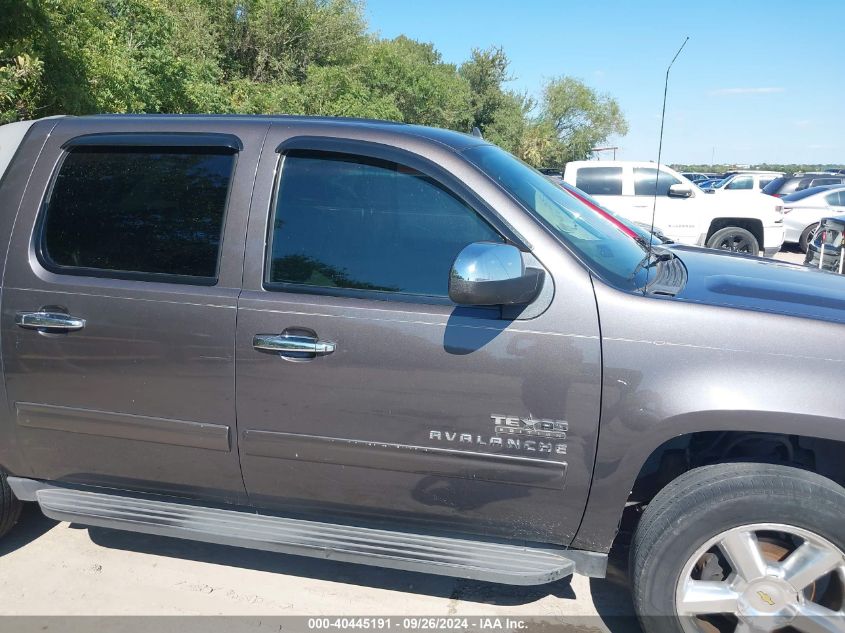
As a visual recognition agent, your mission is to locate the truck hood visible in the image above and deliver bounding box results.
[669,245,845,324]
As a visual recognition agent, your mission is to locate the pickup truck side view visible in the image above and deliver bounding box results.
[0,115,843,633]
[563,160,785,257]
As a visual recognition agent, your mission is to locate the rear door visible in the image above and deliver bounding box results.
[234,127,603,544]
[1,119,261,503]
[572,165,629,216]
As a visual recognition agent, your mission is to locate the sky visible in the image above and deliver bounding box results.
[364,0,844,165]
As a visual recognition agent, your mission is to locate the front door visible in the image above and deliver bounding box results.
[1,119,259,503]
[631,166,700,243]
[234,127,603,545]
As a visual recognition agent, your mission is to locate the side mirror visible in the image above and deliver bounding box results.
[449,242,544,306]
[668,183,693,198]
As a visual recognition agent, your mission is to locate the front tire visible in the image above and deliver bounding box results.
[706,227,760,256]
[630,463,845,633]
[0,470,22,539]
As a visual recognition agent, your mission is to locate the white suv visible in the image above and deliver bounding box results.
[562,161,785,256]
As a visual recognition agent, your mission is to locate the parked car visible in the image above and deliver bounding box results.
[804,214,845,272]
[562,160,784,256]
[705,170,783,193]
[695,177,725,189]
[781,185,845,251]
[763,173,845,198]
[1,116,845,633]
[680,172,710,183]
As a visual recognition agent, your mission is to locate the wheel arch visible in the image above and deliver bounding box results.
[571,410,845,553]
[706,217,764,248]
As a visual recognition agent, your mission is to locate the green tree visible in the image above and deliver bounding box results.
[350,36,469,128]
[0,0,630,170]
[0,50,43,123]
[214,0,367,84]
[458,47,529,153]
[538,76,628,166]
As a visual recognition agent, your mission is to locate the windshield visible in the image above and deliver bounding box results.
[464,144,650,289]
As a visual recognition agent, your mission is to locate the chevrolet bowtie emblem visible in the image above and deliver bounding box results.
[757,590,775,606]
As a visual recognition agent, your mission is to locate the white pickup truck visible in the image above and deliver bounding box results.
[563,161,785,256]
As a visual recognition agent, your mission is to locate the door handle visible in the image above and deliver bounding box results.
[15,311,86,332]
[253,333,335,356]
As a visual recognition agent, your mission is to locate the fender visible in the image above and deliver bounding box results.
[572,279,845,552]
[573,409,845,552]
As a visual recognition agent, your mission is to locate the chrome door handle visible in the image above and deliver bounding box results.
[253,333,335,356]
[15,311,86,332]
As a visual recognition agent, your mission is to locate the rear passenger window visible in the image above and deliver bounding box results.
[575,167,623,196]
[825,192,845,206]
[267,151,502,297]
[41,146,235,280]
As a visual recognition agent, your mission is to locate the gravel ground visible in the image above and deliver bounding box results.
[0,245,813,630]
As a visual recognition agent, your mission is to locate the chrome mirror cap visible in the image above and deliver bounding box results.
[449,242,543,306]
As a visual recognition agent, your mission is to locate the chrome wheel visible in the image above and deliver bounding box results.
[676,523,845,633]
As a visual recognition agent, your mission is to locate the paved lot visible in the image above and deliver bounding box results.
[773,244,805,264]
[0,246,811,629]
[0,505,638,630]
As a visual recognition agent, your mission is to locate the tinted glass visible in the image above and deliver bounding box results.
[43,147,234,279]
[812,178,842,187]
[762,177,788,195]
[465,145,650,289]
[824,191,845,206]
[725,175,753,190]
[633,167,681,196]
[783,186,838,202]
[268,151,502,297]
[759,177,776,189]
[575,167,623,196]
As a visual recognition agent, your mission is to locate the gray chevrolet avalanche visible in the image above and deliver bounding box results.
[0,115,843,633]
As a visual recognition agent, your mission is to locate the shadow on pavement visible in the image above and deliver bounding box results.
[0,503,58,558]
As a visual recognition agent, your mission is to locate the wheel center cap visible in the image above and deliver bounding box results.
[738,579,798,623]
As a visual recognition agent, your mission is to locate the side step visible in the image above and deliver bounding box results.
[9,479,577,585]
